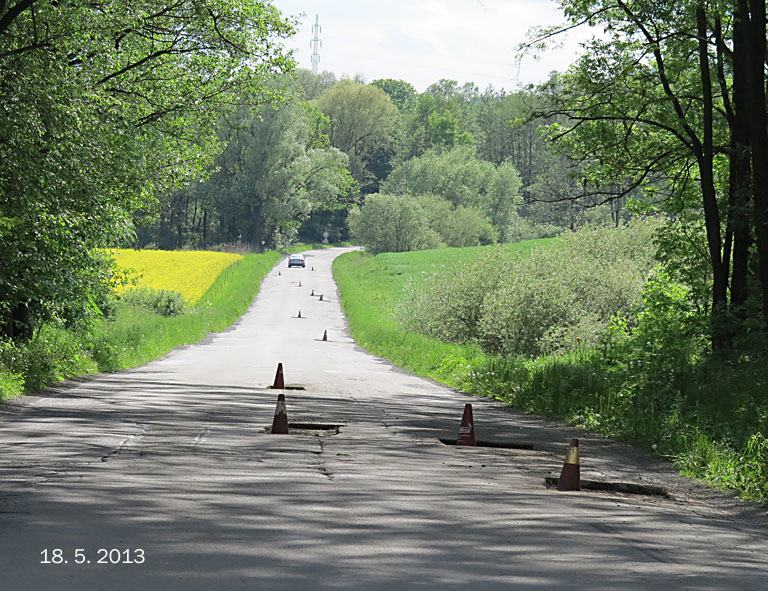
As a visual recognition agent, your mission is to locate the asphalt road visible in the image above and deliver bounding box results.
[1,247,766,590]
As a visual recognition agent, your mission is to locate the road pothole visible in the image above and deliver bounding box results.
[257,423,342,436]
[439,438,534,450]
[544,476,669,497]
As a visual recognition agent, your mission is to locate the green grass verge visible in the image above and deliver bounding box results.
[91,251,281,370]
[333,243,768,504]
[1,250,282,398]
[332,241,550,385]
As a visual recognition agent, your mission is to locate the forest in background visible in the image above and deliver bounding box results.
[137,70,621,254]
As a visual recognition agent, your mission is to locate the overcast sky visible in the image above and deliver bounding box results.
[270,0,593,92]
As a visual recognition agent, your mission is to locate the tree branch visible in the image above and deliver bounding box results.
[615,0,704,157]
[0,0,36,37]
[208,9,247,54]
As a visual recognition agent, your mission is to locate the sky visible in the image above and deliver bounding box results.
[270,0,594,92]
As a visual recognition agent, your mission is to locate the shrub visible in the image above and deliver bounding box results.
[350,192,499,255]
[399,249,513,342]
[0,326,98,393]
[121,288,187,316]
[676,432,768,502]
[442,206,497,247]
[415,195,497,247]
[404,219,662,356]
[0,339,24,399]
[381,146,522,240]
[0,370,24,399]
[348,193,442,254]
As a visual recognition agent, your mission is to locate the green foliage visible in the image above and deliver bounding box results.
[399,252,511,344]
[0,0,295,340]
[0,371,24,400]
[371,79,417,110]
[121,288,187,317]
[332,240,552,384]
[435,205,497,247]
[169,99,356,250]
[543,1,768,349]
[382,146,523,241]
[677,433,768,502]
[426,110,475,150]
[404,80,477,156]
[348,194,440,254]
[332,247,519,387]
[473,281,768,501]
[295,69,338,100]
[405,220,661,356]
[0,339,25,399]
[349,191,502,254]
[415,195,497,247]
[0,326,99,394]
[316,80,399,191]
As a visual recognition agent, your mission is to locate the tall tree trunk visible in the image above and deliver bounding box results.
[696,4,729,348]
[1,302,32,342]
[740,0,768,327]
[729,8,753,314]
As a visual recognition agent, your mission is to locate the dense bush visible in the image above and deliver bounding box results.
[349,193,498,254]
[402,219,661,356]
[466,271,768,500]
[0,325,99,396]
[416,195,497,247]
[121,288,187,316]
[348,193,442,254]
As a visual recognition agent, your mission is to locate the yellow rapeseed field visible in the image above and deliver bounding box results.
[109,249,243,305]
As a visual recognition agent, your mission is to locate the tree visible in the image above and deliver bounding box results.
[316,80,399,193]
[348,194,440,254]
[296,69,338,100]
[404,89,475,157]
[371,78,417,110]
[382,146,522,241]
[474,90,546,185]
[191,100,354,249]
[533,0,768,349]
[0,0,294,340]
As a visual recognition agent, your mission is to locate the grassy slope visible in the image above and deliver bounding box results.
[92,251,281,371]
[333,241,550,385]
[0,250,282,398]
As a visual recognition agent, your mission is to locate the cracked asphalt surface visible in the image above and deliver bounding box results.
[1,246,767,590]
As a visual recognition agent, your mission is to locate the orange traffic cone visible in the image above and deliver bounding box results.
[557,439,581,491]
[272,363,285,389]
[271,393,289,434]
[322,330,328,341]
[457,403,476,446]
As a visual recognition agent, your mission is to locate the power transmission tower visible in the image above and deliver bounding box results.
[310,14,322,73]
